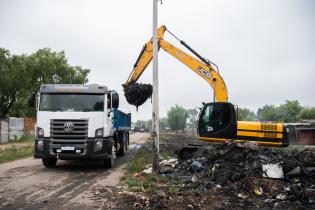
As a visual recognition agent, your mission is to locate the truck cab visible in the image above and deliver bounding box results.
[32,84,131,168]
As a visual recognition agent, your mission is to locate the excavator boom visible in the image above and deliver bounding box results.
[124,25,228,102]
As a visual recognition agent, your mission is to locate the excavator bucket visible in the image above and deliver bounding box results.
[123,83,152,110]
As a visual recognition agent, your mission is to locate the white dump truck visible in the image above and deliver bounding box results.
[30,84,131,168]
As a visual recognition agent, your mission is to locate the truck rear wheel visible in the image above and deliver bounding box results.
[42,158,57,168]
[117,142,126,157]
[117,132,127,157]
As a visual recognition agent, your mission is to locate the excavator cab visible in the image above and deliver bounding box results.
[198,102,237,139]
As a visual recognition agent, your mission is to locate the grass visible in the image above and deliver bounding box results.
[123,144,171,193]
[0,136,34,164]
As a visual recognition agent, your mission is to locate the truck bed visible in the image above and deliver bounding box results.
[113,109,131,131]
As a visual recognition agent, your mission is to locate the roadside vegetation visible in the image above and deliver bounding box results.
[0,136,34,164]
[122,138,179,195]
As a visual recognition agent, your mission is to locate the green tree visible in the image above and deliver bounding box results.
[0,48,90,117]
[0,49,29,117]
[237,107,256,121]
[298,107,315,120]
[257,100,303,122]
[159,117,168,130]
[257,105,281,122]
[278,100,303,122]
[167,105,188,131]
[146,119,152,130]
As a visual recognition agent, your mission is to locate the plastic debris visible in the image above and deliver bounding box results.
[286,166,301,177]
[253,187,263,196]
[160,158,178,168]
[190,161,205,173]
[143,167,153,174]
[133,173,142,180]
[262,163,284,179]
[191,174,198,183]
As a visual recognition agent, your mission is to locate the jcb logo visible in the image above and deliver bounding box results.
[197,66,211,79]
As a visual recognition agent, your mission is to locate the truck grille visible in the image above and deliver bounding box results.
[50,119,88,140]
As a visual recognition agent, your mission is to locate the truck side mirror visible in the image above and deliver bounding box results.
[112,92,119,109]
[28,93,36,107]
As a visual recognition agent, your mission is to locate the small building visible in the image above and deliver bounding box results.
[286,121,315,145]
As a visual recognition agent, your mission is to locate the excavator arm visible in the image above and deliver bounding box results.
[124,25,228,102]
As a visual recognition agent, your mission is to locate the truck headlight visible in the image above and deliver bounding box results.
[95,128,103,137]
[94,140,103,152]
[37,128,44,137]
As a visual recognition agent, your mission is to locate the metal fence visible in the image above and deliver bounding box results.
[0,117,35,143]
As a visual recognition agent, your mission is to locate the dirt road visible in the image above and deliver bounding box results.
[0,132,150,210]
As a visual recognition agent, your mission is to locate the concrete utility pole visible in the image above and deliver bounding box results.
[152,0,160,173]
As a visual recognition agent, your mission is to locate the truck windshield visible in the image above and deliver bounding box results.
[39,94,104,112]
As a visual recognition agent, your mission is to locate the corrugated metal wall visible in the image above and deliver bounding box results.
[0,120,9,143]
[9,117,24,140]
[0,117,35,143]
[297,129,315,145]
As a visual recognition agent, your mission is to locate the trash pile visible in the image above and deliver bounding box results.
[170,142,315,208]
[123,83,152,109]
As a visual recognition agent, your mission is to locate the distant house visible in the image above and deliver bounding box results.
[286,121,315,145]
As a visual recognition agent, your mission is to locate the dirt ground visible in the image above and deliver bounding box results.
[0,132,149,210]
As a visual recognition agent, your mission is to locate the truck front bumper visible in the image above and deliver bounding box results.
[34,138,113,160]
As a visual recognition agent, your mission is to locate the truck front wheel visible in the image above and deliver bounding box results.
[104,157,114,168]
[42,158,57,168]
[104,146,115,168]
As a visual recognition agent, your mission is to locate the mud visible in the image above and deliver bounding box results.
[123,83,152,109]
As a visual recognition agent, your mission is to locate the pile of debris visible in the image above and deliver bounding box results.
[123,83,152,109]
[168,142,315,208]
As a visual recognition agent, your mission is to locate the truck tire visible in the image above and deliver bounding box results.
[42,158,57,168]
[104,156,114,168]
[104,145,116,168]
[125,132,129,151]
[117,142,126,156]
[117,132,126,157]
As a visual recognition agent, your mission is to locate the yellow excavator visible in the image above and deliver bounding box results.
[123,25,289,147]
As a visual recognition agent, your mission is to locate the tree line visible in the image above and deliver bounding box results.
[0,48,90,117]
[242,100,315,122]
[134,100,315,132]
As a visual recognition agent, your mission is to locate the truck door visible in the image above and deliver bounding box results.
[106,93,114,134]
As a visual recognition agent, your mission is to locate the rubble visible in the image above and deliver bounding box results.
[170,142,315,208]
[113,135,315,209]
[123,83,152,109]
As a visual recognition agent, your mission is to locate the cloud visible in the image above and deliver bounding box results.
[1,0,314,121]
